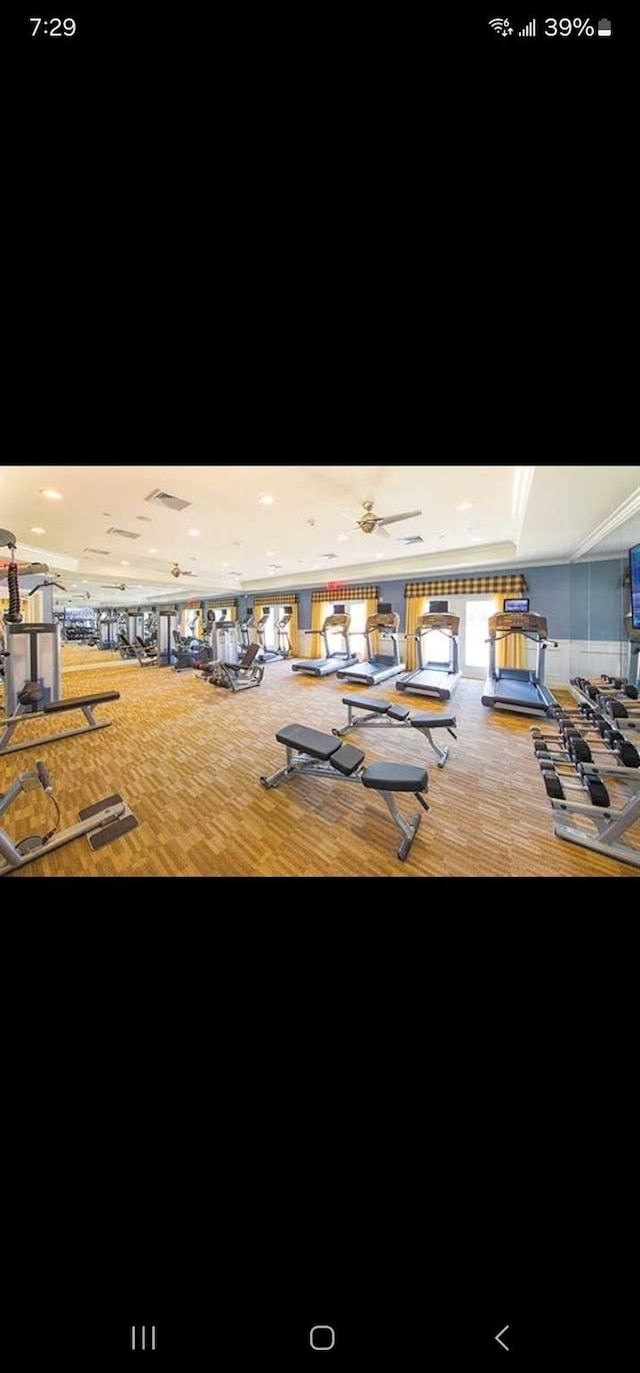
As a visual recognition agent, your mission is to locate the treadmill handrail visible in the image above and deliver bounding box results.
[486,628,555,645]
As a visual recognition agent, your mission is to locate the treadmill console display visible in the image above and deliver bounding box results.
[333,604,346,614]
[489,612,549,637]
[504,598,530,613]
[417,613,460,632]
[366,612,399,632]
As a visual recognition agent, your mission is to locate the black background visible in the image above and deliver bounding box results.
[6,6,634,1364]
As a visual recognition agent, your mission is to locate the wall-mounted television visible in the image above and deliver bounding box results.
[378,602,392,615]
[630,544,640,630]
[504,598,530,613]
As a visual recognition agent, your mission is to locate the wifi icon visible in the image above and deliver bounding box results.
[488,17,514,37]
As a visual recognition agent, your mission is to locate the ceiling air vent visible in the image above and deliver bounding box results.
[397,535,424,546]
[83,548,111,555]
[145,489,192,512]
[106,527,141,539]
[136,515,152,522]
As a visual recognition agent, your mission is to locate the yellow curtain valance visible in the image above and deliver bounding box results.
[311,585,379,603]
[206,598,239,609]
[405,574,528,598]
[252,593,298,607]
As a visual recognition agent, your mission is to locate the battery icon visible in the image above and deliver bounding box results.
[598,18,612,37]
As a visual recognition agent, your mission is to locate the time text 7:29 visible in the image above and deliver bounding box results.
[30,18,77,37]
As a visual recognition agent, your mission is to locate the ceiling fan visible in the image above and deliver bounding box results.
[28,578,68,595]
[101,583,128,591]
[171,563,198,579]
[342,499,422,539]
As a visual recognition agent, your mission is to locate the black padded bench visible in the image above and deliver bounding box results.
[261,723,429,861]
[0,691,121,757]
[335,694,457,768]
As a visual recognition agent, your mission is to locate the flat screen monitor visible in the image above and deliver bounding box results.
[429,600,448,613]
[504,598,530,613]
[630,544,640,630]
[333,604,346,615]
[378,602,392,615]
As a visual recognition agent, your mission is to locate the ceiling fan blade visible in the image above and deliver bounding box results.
[374,524,390,538]
[377,510,422,527]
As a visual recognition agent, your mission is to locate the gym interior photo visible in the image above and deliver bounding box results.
[1,463,639,878]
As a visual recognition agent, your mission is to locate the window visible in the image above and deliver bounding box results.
[464,599,495,671]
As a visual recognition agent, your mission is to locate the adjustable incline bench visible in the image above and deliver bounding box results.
[260,723,430,861]
[334,694,457,768]
[0,689,121,757]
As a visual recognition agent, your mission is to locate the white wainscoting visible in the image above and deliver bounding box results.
[520,638,628,687]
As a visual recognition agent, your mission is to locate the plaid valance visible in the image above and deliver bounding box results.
[311,585,379,603]
[252,593,298,607]
[405,574,528,598]
[204,598,239,609]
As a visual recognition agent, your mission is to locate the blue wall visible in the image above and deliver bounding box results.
[240,556,629,643]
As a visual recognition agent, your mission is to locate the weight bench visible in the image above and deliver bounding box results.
[334,695,457,767]
[260,722,430,861]
[0,691,120,757]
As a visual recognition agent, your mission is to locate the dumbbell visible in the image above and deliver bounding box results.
[566,735,640,768]
[600,675,639,700]
[599,696,640,721]
[539,762,610,807]
[556,720,628,748]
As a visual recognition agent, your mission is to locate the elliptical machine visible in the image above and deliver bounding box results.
[255,607,281,663]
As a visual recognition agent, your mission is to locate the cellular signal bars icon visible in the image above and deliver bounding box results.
[518,18,536,38]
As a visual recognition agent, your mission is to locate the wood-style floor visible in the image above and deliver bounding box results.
[2,649,638,877]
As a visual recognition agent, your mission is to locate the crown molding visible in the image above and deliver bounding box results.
[569,488,640,561]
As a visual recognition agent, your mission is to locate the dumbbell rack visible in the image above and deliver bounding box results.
[532,698,640,870]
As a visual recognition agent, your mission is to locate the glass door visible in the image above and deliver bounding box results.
[447,596,496,679]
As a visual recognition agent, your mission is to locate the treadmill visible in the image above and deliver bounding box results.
[396,612,461,701]
[291,606,358,677]
[481,608,558,716]
[336,604,405,687]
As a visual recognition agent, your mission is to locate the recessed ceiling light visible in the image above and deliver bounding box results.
[266,550,275,557]
[375,552,384,559]
[188,528,200,536]
[471,536,481,543]
[258,495,275,506]
[148,548,157,554]
[121,561,130,567]
[456,502,473,511]
[222,562,229,568]
[337,534,348,542]
[40,489,62,500]
[30,526,46,534]
[103,511,112,516]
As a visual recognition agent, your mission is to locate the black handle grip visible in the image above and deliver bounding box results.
[37,761,52,792]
